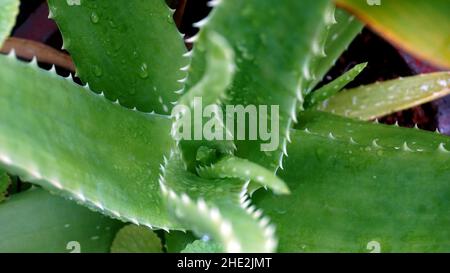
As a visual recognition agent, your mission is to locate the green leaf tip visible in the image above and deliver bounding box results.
[305,62,367,108]
[197,156,290,195]
[318,72,450,120]
[0,188,123,253]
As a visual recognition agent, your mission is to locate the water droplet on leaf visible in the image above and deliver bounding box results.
[93,65,102,77]
[90,12,99,24]
[139,63,149,79]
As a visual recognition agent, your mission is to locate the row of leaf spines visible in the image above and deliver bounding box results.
[167,2,193,112]
[176,0,224,97]
[48,3,188,115]
[305,11,363,94]
[301,4,338,96]
[275,3,338,173]
[0,51,180,232]
[171,0,235,155]
[5,47,167,119]
[299,124,450,154]
[238,183,278,252]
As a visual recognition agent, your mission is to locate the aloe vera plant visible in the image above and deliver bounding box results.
[0,0,449,253]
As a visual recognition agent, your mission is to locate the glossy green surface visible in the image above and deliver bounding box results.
[0,0,19,45]
[48,0,189,113]
[0,188,123,253]
[0,55,178,229]
[255,111,450,252]
[337,0,450,68]
[318,72,450,120]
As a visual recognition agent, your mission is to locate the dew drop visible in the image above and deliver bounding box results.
[139,63,149,79]
[166,14,174,24]
[109,20,117,28]
[90,12,99,24]
[93,65,102,77]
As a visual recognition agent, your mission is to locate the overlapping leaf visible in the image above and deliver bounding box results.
[317,72,450,120]
[0,54,179,229]
[336,0,450,68]
[305,62,366,108]
[307,8,364,92]
[254,111,450,252]
[0,188,123,253]
[186,0,335,171]
[48,0,189,113]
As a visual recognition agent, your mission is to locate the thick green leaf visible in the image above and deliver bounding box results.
[111,225,163,253]
[317,72,450,120]
[307,8,364,92]
[160,149,278,253]
[0,54,180,230]
[48,0,189,114]
[336,0,450,68]
[181,240,221,253]
[187,0,335,171]
[254,111,450,252]
[0,0,19,45]
[305,62,366,108]
[0,188,123,253]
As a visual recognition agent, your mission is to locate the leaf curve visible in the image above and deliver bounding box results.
[0,54,180,230]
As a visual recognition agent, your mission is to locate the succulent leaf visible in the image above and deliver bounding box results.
[186,0,335,172]
[0,188,123,253]
[336,0,450,68]
[47,0,189,114]
[174,30,236,168]
[0,0,19,46]
[0,55,180,230]
[307,8,364,92]
[305,62,367,108]
[317,72,450,120]
[255,111,450,252]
